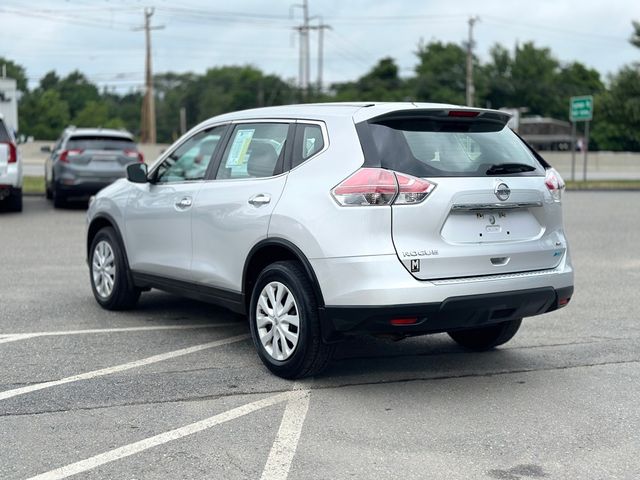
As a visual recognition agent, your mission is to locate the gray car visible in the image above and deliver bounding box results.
[44,127,143,207]
[86,102,574,378]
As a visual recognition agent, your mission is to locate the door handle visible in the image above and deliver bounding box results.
[248,194,271,207]
[175,197,193,209]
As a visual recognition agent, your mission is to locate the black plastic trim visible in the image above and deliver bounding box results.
[131,272,245,314]
[320,286,573,341]
[87,213,136,289]
[242,238,325,308]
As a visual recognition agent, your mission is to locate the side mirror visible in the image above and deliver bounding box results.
[126,162,149,183]
[40,145,51,153]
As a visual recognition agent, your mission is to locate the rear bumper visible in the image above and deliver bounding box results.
[311,251,574,341]
[56,180,117,197]
[320,286,573,341]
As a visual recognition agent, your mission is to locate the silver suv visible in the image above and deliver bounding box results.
[45,127,143,207]
[86,103,574,378]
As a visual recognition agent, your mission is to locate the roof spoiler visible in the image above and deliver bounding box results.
[365,108,511,130]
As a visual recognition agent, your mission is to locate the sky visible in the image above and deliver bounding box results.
[1,0,639,93]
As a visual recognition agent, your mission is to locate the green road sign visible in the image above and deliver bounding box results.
[570,95,593,121]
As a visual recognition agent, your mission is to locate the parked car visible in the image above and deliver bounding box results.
[0,113,22,212]
[86,103,574,378]
[44,127,143,207]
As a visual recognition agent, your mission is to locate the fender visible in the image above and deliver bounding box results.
[242,237,325,308]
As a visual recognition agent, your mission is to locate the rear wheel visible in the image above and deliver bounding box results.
[52,184,67,208]
[6,188,22,212]
[249,261,334,379]
[89,227,140,310]
[448,319,522,351]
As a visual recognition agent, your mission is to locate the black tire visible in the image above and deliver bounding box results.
[6,188,22,212]
[249,260,334,379]
[45,181,53,200]
[89,227,141,310]
[53,185,66,208]
[448,319,522,351]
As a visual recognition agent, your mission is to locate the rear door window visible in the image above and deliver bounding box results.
[66,136,136,151]
[215,123,290,180]
[292,123,325,169]
[0,120,11,142]
[358,114,544,177]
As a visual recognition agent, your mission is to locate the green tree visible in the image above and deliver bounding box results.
[509,42,560,115]
[412,41,467,104]
[0,57,28,92]
[55,71,100,119]
[479,44,514,109]
[332,57,408,101]
[73,100,124,129]
[631,20,640,48]
[19,90,70,140]
[591,66,640,151]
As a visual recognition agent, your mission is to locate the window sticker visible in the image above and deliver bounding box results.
[226,128,255,167]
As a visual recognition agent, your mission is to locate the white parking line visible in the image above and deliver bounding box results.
[0,323,239,345]
[26,390,301,480]
[0,334,249,401]
[260,382,312,480]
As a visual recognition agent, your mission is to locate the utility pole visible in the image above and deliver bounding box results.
[292,0,311,99]
[303,0,310,96]
[309,20,331,92]
[466,16,480,107]
[134,8,164,144]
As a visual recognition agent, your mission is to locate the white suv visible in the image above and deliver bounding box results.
[0,114,22,212]
[86,103,574,378]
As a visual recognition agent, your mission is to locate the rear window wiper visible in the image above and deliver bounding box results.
[485,163,537,175]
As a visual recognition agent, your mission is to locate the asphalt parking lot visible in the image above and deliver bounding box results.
[1,193,639,480]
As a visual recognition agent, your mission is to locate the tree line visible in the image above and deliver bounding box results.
[1,24,639,150]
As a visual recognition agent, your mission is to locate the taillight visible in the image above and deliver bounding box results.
[331,168,436,207]
[1,142,17,163]
[59,149,83,163]
[545,168,565,202]
[395,171,436,204]
[125,149,144,163]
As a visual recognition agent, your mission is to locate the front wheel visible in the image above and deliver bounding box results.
[89,227,140,310]
[448,319,522,351]
[249,261,334,379]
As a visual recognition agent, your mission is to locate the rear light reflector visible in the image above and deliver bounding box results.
[558,297,571,307]
[448,110,480,117]
[59,149,83,163]
[390,317,418,326]
[1,142,17,163]
[545,168,565,202]
[331,168,436,206]
[125,149,144,163]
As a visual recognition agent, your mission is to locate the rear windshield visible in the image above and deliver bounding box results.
[358,118,544,177]
[67,136,136,151]
[0,120,11,142]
